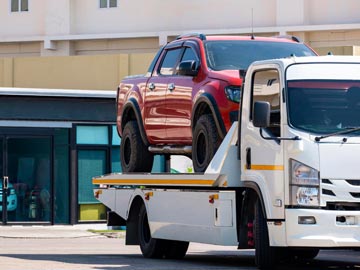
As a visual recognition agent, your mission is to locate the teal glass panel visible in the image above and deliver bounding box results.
[112,125,121,146]
[152,155,165,173]
[76,126,108,145]
[7,137,51,222]
[78,150,106,204]
[54,129,70,224]
[111,147,121,173]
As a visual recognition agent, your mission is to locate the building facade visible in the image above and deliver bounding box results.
[1,0,360,57]
[1,0,360,225]
[0,88,165,225]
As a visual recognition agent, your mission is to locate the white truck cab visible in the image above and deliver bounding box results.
[241,56,360,265]
[94,56,360,269]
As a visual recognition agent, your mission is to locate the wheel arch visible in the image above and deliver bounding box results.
[243,182,267,217]
[125,195,145,245]
[237,183,267,249]
[121,98,149,147]
[191,93,226,139]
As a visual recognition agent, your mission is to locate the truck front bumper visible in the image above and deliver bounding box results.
[285,208,360,247]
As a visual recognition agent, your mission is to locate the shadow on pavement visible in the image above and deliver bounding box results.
[1,251,359,270]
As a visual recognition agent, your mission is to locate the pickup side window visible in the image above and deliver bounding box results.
[159,48,183,76]
[251,69,281,137]
[146,46,164,77]
[181,47,198,62]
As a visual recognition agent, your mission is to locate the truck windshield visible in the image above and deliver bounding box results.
[287,80,360,135]
[204,40,315,71]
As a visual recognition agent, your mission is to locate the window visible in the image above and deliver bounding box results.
[11,0,28,12]
[181,47,198,62]
[100,0,117,8]
[205,40,316,71]
[252,69,281,136]
[76,126,109,145]
[78,149,107,221]
[159,48,182,75]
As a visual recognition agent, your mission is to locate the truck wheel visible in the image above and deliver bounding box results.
[254,199,279,269]
[121,121,154,172]
[163,240,189,259]
[138,204,166,258]
[192,114,220,172]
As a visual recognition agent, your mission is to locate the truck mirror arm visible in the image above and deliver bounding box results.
[259,128,301,141]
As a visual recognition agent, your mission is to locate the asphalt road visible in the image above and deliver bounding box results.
[0,235,359,270]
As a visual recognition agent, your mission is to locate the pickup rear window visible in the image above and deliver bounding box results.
[205,40,315,71]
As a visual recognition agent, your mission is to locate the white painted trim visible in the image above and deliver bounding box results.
[0,120,72,128]
[0,87,116,98]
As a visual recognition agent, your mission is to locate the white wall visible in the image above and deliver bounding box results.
[1,0,360,39]
[307,0,360,25]
[0,0,45,38]
[45,0,72,35]
[1,0,360,56]
[73,0,277,34]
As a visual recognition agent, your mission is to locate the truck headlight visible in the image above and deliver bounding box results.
[225,86,241,103]
[290,160,320,207]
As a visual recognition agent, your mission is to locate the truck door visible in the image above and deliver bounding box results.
[144,47,183,142]
[241,67,285,220]
[165,45,199,142]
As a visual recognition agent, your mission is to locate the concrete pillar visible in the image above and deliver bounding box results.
[41,41,75,57]
[42,0,74,56]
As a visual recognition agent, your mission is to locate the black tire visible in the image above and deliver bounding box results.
[192,114,221,172]
[120,121,154,172]
[163,240,189,259]
[254,199,279,269]
[138,204,166,258]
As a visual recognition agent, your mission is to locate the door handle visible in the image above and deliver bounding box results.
[167,83,175,92]
[246,148,251,170]
[148,83,155,91]
[3,176,8,190]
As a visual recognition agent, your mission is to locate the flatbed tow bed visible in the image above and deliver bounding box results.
[93,122,239,189]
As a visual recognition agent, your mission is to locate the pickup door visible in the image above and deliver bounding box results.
[145,42,196,144]
[144,74,168,143]
[165,45,200,143]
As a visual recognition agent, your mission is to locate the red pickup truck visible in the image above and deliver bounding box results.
[117,34,316,172]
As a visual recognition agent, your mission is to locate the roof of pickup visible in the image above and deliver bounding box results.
[176,33,302,43]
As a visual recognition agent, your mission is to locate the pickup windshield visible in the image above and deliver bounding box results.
[287,80,360,135]
[204,40,315,71]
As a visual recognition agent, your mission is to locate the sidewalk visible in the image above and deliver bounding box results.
[0,224,109,239]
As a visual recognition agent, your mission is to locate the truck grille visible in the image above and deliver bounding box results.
[321,179,360,210]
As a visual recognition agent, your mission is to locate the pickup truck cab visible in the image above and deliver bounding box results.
[117,34,316,172]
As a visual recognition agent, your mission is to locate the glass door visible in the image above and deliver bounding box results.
[1,136,52,224]
[0,139,6,223]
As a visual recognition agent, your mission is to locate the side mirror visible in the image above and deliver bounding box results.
[176,60,199,76]
[253,101,270,128]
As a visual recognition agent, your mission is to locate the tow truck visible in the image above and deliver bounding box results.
[94,56,360,269]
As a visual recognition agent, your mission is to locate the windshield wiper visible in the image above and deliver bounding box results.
[315,127,360,142]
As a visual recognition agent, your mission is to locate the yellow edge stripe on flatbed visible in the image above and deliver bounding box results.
[247,165,284,171]
[93,178,215,186]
